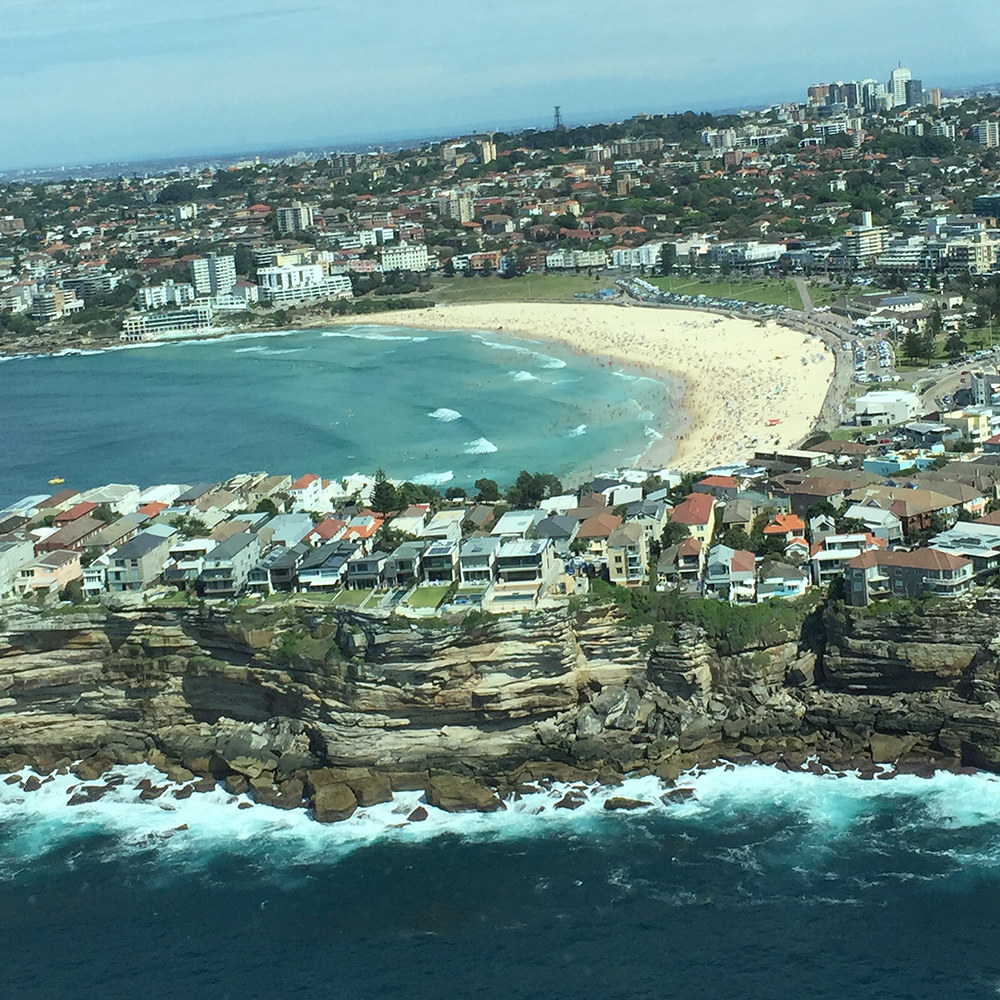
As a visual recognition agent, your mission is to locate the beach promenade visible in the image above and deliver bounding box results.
[346,302,837,472]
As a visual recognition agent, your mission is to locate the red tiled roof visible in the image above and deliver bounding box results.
[763,513,806,536]
[677,537,702,556]
[137,501,168,517]
[670,493,715,526]
[576,513,623,538]
[290,474,319,491]
[698,475,737,489]
[54,501,97,523]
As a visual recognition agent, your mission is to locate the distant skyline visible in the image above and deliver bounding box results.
[2,0,999,171]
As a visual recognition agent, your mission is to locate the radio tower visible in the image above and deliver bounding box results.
[553,105,563,130]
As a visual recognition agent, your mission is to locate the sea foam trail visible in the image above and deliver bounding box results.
[509,370,539,382]
[322,330,430,343]
[2,764,1000,875]
[427,408,462,422]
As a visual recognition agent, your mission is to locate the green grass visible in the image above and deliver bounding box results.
[405,585,448,609]
[645,274,801,308]
[429,273,605,304]
[330,588,372,606]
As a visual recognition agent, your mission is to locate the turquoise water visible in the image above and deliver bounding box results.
[0,325,674,505]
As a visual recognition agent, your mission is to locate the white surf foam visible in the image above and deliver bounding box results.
[509,370,539,382]
[411,470,454,485]
[464,437,498,455]
[568,424,588,437]
[2,764,999,871]
[427,408,462,422]
[540,355,567,369]
[322,330,429,343]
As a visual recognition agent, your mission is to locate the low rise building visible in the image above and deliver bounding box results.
[16,549,82,595]
[844,549,974,605]
[199,532,260,598]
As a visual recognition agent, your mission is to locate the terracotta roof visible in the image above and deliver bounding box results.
[677,537,702,556]
[763,513,806,535]
[290,474,319,491]
[976,510,1000,526]
[848,548,970,572]
[698,475,738,489]
[670,493,715,526]
[576,512,623,539]
[731,549,756,573]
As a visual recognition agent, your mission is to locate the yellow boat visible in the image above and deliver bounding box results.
[48,477,65,485]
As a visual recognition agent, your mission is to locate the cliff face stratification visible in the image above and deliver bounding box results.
[3,597,1000,791]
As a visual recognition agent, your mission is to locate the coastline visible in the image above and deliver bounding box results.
[1,299,837,474]
[330,302,836,472]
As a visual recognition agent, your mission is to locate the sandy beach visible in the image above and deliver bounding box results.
[339,302,836,472]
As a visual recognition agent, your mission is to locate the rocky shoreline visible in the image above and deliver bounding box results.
[1,596,998,821]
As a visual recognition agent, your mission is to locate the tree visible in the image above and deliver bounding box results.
[657,243,677,276]
[445,486,468,500]
[474,477,500,502]
[505,471,562,507]
[902,327,923,364]
[370,468,398,518]
[946,322,966,360]
[660,520,691,548]
[255,497,279,518]
[92,504,116,525]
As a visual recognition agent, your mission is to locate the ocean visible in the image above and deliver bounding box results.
[0,325,674,506]
[2,765,999,999]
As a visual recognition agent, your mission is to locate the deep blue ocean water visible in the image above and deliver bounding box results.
[0,325,674,507]
[3,766,1000,999]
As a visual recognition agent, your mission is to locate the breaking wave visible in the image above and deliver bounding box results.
[464,437,498,454]
[509,370,539,382]
[427,408,462,422]
[2,763,1000,874]
[568,424,588,437]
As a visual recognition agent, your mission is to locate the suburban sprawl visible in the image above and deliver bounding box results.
[8,66,1000,619]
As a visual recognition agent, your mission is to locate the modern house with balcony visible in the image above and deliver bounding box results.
[844,549,974,606]
[199,532,260,598]
[385,540,426,589]
[606,523,649,588]
[459,536,502,586]
[297,540,358,590]
[422,538,460,583]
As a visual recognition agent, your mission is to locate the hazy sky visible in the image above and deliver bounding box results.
[2,0,997,169]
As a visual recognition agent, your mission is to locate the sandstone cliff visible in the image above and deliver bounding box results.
[2,595,999,801]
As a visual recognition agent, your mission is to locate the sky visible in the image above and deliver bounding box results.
[2,0,998,170]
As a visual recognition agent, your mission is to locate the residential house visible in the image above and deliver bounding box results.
[624,497,671,541]
[669,493,716,547]
[535,514,580,554]
[258,512,314,548]
[720,497,756,535]
[306,517,347,544]
[267,542,310,592]
[35,516,104,554]
[107,530,175,592]
[491,509,545,539]
[459,536,502,586]
[297,540,358,590]
[16,549,82,595]
[79,483,141,515]
[926,521,1000,579]
[385,540,426,588]
[390,504,430,537]
[491,538,556,607]
[288,474,325,511]
[762,513,806,543]
[811,532,886,586]
[421,510,466,542]
[0,536,36,596]
[657,537,703,589]
[693,475,741,501]
[422,538,460,583]
[247,474,292,508]
[844,549,974,606]
[842,502,905,544]
[53,501,98,526]
[575,511,624,558]
[756,560,810,601]
[346,550,389,590]
[248,545,292,595]
[174,483,217,508]
[705,544,757,602]
[199,532,261,598]
[163,537,217,588]
[606,522,649,588]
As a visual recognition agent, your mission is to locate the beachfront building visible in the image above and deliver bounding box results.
[853,390,921,427]
[121,305,214,341]
[489,538,556,609]
[379,242,430,272]
[704,544,757,602]
[191,253,237,296]
[137,280,196,310]
[256,265,352,304]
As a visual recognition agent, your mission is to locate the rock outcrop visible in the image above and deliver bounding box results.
[2,594,1000,812]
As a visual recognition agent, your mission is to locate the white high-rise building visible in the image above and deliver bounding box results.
[888,66,911,107]
[191,253,237,296]
[969,121,1000,148]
